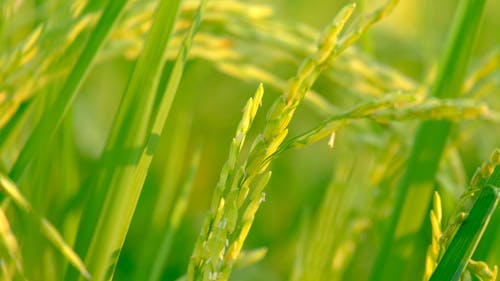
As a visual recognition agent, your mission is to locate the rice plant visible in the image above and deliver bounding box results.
[0,0,499,280]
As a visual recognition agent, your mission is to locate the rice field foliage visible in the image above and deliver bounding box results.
[0,0,499,280]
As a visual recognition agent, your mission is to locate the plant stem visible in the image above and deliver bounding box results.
[369,0,487,280]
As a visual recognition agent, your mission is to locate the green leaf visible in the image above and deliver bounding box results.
[369,0,487,279]
[148,149,201,281]
[68,0,207,280]
[429,185,499,281]
[0,172,90,279]
[9,0,128,182]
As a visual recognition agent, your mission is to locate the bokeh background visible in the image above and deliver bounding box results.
[1,0,499,280]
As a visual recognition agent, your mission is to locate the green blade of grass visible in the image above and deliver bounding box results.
[0,207,23,279]
[369,0,487,280]
[130,113,193,281]
[63,0,182,275]
[0,172,90,279]
[425,154,500,280]
[148,149,201,281]
[0,99,30,152]
[187,4,360,279]
[429,185,499,281]
[74,1,207,280]
[8,0,127,182]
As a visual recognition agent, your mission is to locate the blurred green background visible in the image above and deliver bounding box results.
[1,0,499,280]
[69,0,500,280]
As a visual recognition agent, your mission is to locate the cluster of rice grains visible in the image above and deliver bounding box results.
[184,1,431,279]
[187,4,358,280]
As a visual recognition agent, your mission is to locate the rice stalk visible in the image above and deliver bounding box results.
[185,3,406,279]
[422,149,500,280]
[69,0,207,280]
[147,149,202,281]
[0,1,498,280]
[130,114,193,281]
[188,83,266,281]
[7,0,128,183]
[277,94,497,155]
[297,159,355,281]
[429,184,498,281]
[0,0,418,134]
[464,49,499,96]
[0,207,24,280]
[0,172,90,279]
[423,191,443,280]
[369,0,488,278]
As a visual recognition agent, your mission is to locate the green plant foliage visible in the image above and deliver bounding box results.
[0,0,498,280]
